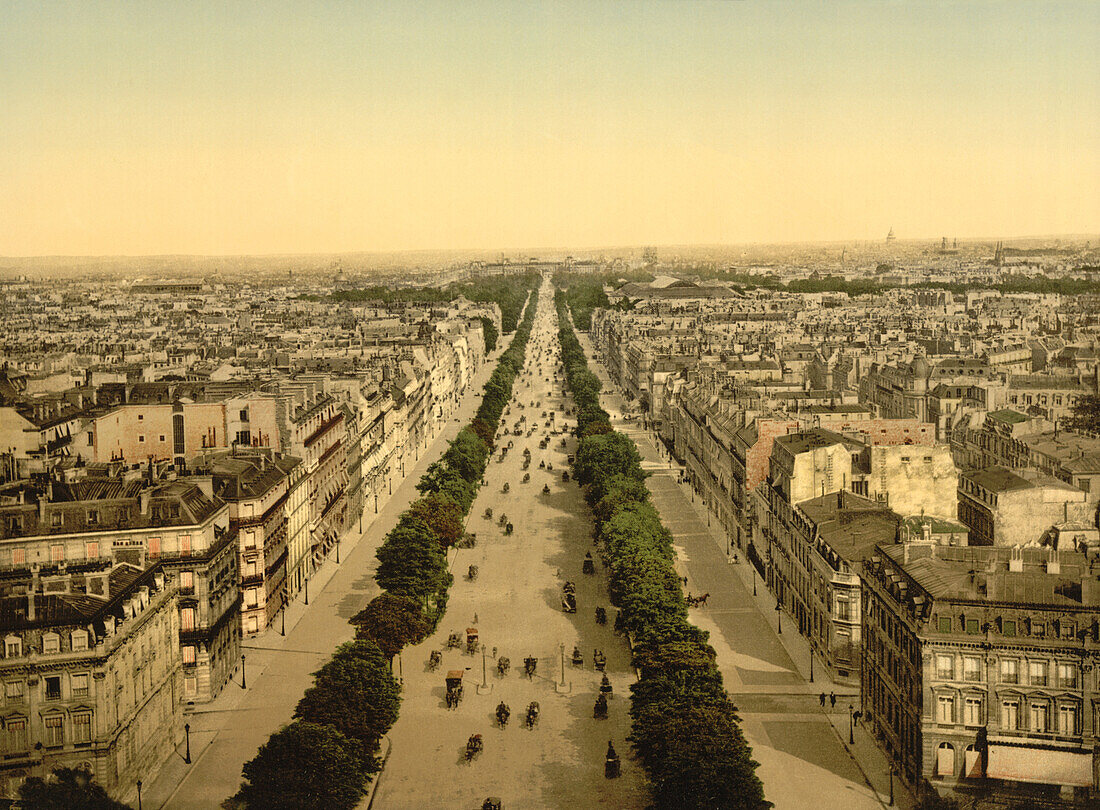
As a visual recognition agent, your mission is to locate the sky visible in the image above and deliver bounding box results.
[1,0,1097,256]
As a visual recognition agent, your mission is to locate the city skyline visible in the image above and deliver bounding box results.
[2,0,1098,256]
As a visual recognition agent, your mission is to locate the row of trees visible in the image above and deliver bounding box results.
[325,273,539,332]
[225,284,539,810]
[552,275,612,330]
[555,290,771,810]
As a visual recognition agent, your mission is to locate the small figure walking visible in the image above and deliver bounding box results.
[819,693,826,708]
[474,612,479,625]
[829,692,836,709]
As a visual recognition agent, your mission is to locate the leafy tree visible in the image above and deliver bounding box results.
[574,431,645,491]
[405,492,465,548]
[231,722,368,810]
[1066,394,1100,435]
[294,641,401,759]
[19,768,131,810]
[477,316,499,352]
[592,475,651,529]
[469,417,496,450]
[375,516,450,601]
[440,426,489,483]
[416,462,476,513]
[350,592,430,657]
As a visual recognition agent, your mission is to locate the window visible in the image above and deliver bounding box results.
[86,510,99,525]
[50,545,64,563]
[181,608,195,632]
[148,536,161,559]
[42,634,60,654]
[138,435,145,443]
[4,635,21,659]
[936,655,955,680]
[1001,658,1019,684]
[84,541,98,560]
[1032,621,1046,638]
[1060,704,1080,735]
[5,681,23,703]
[244,588,258,609]
[71,631,88,652]
[182,645,196,664]
[71,673,89,697]
[51,512,62,528]
[836,597,851,621]
[1030,661,1048,686]
[44,716,63,747]
[11,548,24,567]
[1002,619,1016,637]
[1002,700,1020,730]
[44,676,61,701]
[965,618,980,634]
[1058,663,1078,688]
[239,409,249,422]
[184,676,197,698]
[7,719,26,752]
[937,616,952,633]
[1030,702,1049,733]
[159,435,165,442]
[180,571,194,591]
[964,697,983,726]
[72,712,91,744]
[963,657,981,682]
[137,414,144,421]
[180,535,192,556]
[938,695,956,724]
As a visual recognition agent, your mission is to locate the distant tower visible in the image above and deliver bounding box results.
[886,227,896,244]
[953,237,958,249]
[994,241,1005,267]
[941,237,948,250]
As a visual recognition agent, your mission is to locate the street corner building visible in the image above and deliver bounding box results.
[0,561,183,805]
[863,542,1100,804]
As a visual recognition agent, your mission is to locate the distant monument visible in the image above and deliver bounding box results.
[886,227,896,244]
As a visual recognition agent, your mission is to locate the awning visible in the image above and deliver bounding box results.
[987,742,1093,787]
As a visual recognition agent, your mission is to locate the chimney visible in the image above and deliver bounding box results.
[26,589,35,622]
[837,491,843,509]
[139,490,151,516]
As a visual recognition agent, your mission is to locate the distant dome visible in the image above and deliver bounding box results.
[912,356,931,390]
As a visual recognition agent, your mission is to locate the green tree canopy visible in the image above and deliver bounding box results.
[441,427,489,483]
[405,492,465,548]
[1066,394,1100,435]
[375,516,450,601]
[232,722,368,810]
[350,592,430,658]
[19,768,131,810]
[294,642,401,759]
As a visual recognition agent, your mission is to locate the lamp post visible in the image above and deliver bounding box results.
[482,643,488,687]
[889,766,894,806]
[136,781,142,810]
[753,566,757,596]
[184,722,191,764]
[848,704,855,744]
[304,576,309,606]
[241,655,247,690]
[336,536,341,564]
[775,601,782,634]
[280,596,286,637]
[809,647,814,683]
[559,643,566,687]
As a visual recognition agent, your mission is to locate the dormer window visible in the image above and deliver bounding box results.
[42,633,60,654]
[87,509,99,525]
[50,512,62,528]
[71,631,88,652]
[4,636,21,658]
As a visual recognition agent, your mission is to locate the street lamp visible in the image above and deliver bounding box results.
[304,576,309,606]
[809,647,814,683]
[753,566,757,596]
[280,596,286,637]
[559,642,566,687]
[241,655,247,690]
[336,536,341,564]
[184,722,191,764]
[136,780,142,810]
[848,704,855,744]
[889,766,894,806]
[775,601,782,634]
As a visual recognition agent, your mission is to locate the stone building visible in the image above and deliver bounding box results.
[0,562,183,804]
[863,542,1100,804]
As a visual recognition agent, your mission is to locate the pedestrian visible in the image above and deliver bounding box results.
[492,646,497,658]
[819,693,826,708]
[474,612,479,625]
[830,692,836,709]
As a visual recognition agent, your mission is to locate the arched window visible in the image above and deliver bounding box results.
[936,742,955,776]
[963,744,982,778]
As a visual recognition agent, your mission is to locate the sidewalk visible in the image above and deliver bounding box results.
[143,346,505,810]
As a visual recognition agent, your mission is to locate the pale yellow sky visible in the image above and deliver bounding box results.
[1,1,1097,255]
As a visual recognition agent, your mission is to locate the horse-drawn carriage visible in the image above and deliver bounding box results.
[446,670,464,708]
[447,632,462,649]
[542,484,551,495]
[495,701,510,728]
[593,650,606,672]
[525,701,540,729]
[595,606,607,625]
[502,482,509,493]
[496,656,510,676]
[523,656,537,678]
[467,565,479,581]
[571,646,583,667]
[582,552,595,574]
[562,471,569,482]
[466,627,479,654]
[498,513,508,527]
[482,798,502,810]
[561,438,567,448]
[428,650,442,670]
[522,472,530,483]
[599,673,613,698]
[605,741,621,778]
[505,522,514,535]
[465,733,483,761]
[561,582,577,613]
[484,507,493,520]
[594,692,608,719]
